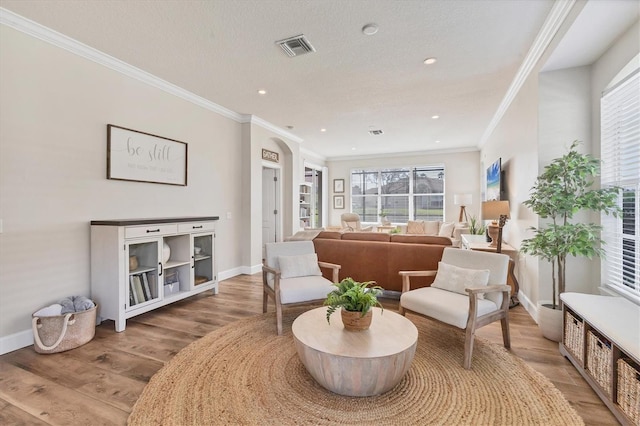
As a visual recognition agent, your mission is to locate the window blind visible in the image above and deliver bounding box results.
[600,68,640,301]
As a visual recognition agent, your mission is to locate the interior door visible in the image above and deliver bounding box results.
[262,167,279,256]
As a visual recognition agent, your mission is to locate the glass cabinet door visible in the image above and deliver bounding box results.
[193,233,214,287]
[126,238,161,309]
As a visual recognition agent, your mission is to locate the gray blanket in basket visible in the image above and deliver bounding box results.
[60,296,95,314]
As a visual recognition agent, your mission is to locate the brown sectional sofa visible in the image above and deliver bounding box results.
[312,231,452,292]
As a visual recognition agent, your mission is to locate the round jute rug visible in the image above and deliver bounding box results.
[128,308,584,426]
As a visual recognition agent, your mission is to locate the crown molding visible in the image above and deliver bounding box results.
[327,146,479,162]
[1,7,266,127]
[477,0,576,149]
[245,115,303,144]
[300,147,327,162]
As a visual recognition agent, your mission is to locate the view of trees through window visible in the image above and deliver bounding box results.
[351,166,445,223]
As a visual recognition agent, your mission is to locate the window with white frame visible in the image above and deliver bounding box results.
[351,166,445,223]
[600,67,640,302]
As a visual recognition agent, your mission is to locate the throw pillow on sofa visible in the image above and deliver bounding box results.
[438,221,455,237]
[424,221,440,235]
[432,262,490,299]
[278,253,322,279]
[406,220,425,234]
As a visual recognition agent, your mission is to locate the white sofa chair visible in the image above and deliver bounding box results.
[399,247,510,369]
[340,213,373,232]
[262,241,341,335]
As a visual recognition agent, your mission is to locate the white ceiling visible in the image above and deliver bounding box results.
[0,0,637,160]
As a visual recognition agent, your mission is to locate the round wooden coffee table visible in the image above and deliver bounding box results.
[292,307,418,397]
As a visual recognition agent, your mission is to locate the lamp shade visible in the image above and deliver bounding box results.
[454,193,472,206]
[481,200,510,220]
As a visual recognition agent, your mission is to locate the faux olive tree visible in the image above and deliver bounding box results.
[520,141,620,309]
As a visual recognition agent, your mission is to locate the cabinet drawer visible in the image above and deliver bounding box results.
[125,224,177,239]
[178,222,215,233]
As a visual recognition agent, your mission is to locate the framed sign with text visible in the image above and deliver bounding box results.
[107,124,188,186]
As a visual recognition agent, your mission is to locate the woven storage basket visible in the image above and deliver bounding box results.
[585,330,612,396]
[32,305,97,354]
[563,310,584,362]
[617,358,640,424]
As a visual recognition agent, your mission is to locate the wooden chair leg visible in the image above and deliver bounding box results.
[262,289,268,313]
[501,316,511,349]
[275,301,283,336]
[463,327,475,370]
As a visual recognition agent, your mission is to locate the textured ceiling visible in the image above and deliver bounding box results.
[1,0,560,158]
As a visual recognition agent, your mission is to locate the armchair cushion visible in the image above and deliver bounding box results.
[278,253,322,279]
[400,287,499,328]
[431,262,490,299]
[274,275,335,304]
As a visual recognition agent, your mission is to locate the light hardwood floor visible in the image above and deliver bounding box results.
[0,274,619,425]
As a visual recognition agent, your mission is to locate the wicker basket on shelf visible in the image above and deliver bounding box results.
[563,310,584,362]
[585,330,613,396]
[617,358,640,424]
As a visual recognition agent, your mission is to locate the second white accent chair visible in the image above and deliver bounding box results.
[399,247,511,369]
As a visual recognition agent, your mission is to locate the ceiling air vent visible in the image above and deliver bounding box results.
[276,34,316,57]
[368,129,384,136]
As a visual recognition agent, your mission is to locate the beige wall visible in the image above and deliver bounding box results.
[480,15,639,319]
[326,150,481,227]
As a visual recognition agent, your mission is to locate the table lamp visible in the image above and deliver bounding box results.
[453,193,472,223]
[481,200,510,252]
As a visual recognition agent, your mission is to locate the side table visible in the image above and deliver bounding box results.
[461,234,520,308]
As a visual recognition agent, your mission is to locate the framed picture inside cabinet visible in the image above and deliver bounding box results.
[107,124,188,186]
[333,179,345,193]
[333,195,345,209]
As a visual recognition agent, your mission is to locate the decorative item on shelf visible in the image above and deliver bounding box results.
[194,246,202,255]
[163,242,171,264]
[324,277,383,331]
[129,255,138,271]
[194,275,209,285]
[481,200,510,252]
[520,141,621,341]
[454,193,472,223]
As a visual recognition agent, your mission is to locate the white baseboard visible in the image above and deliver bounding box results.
[0,266,259,355]
[518,291,539,324]
[0,329,34,355]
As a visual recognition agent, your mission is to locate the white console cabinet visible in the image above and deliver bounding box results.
[90,217,219,331]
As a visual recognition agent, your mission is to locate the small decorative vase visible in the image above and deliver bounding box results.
[129,255,138,271]
[341,308,372,331]
[163,242,171,264]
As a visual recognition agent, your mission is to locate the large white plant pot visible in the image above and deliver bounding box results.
[538,303,563,342]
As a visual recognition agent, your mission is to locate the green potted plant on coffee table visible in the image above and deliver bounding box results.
[325,277,383,331]
[520,140,620,341]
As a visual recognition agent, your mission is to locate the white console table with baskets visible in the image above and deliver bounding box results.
[90,216,218,332]
[560,292,640,426]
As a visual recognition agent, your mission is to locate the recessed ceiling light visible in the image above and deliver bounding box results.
[435,140,441,144]
[286,125,294,130]
[257,89,267,95]
[432,115,439,119]
[424,57,437,65]
[320,128,327,132]
[362,23,379,36]
[352,147,357,151]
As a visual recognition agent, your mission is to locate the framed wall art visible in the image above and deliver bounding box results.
[333,178,345,193]
[107,124,188,186]
[333,195,345,209]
